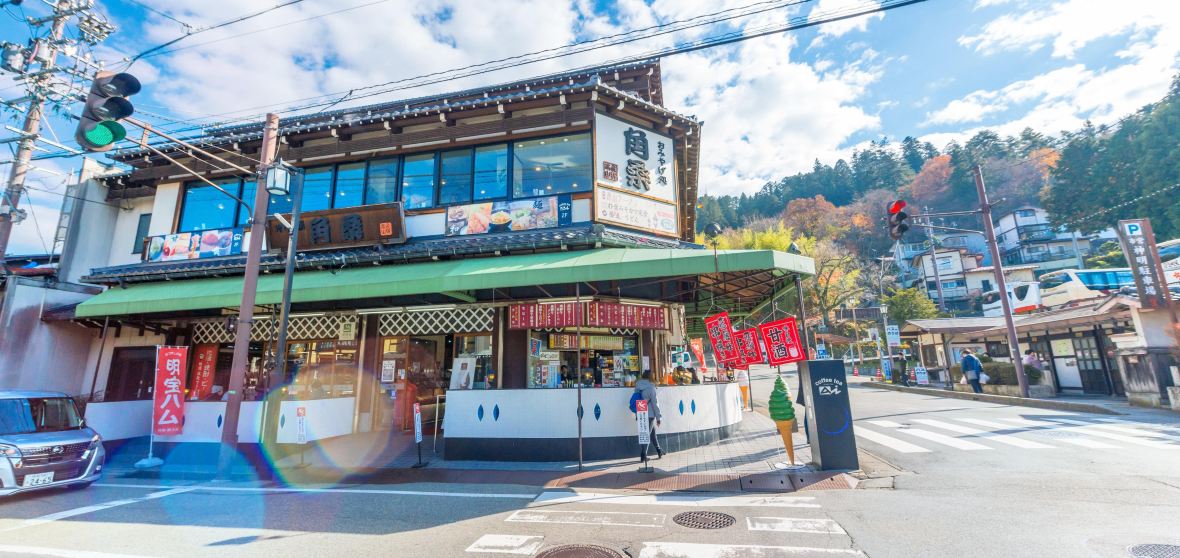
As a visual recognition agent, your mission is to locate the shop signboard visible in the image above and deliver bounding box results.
[704,312,740,363]
[266,202,406,252]
[1116,218,1172,310]
[143,228,244,263]
[450,358,477,390]
[886,325,901,348]
[509,301,584,329]
[189,344,219,401]
[816,343,829,359]
[594,186,678,237]
[529,338,543,357]
[635,399,650,446]
[152,346,189,436]
[548,334,624,351]
[914,365,929,385]
[757,316,805,366]
[733,328,763,368]
[594,112,677,203]
[880,358,893,380]
[688,338,707,370]
[444,194,572,236]
[413,403,423,444]
[380,360,397,383]
[585,301,668,329]
[296,406,307,445]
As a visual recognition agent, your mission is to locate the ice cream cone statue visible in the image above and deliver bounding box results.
[768,375,797,465]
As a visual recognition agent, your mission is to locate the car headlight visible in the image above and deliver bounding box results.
[0,443,20,458]
[88,434,101,450]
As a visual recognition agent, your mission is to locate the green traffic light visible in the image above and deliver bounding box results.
[82,120,126,147]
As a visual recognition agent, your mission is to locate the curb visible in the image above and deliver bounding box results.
[859,382,1123,415]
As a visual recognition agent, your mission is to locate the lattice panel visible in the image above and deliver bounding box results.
[379,307,494,336]
[190,314,358,344]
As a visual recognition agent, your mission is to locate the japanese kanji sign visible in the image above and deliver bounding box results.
[152,346,188,436]
[508,301,584,329]
[594,112,677,203]
[1117,219,1172,310]
[733,328,763,368]
[757,316,806,366]
[704,312,740,363]
[189,343,218,401]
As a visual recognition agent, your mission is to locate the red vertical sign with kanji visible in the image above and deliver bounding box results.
[189,344,218,401]
[152,346,188,436]
[733,328,763,368]
[757,316,805,366]
[704,312,740,363]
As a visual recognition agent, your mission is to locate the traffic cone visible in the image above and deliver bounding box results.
[776,419,796,465]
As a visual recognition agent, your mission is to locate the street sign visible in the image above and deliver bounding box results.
[886,325,901,348]
[816,343,829,359]
[296,406,307,445]
[413,402,423,444]
[881,358,892,380]
[1117,219,1172,309]
[914,366,929,385]
[636,400,650,446]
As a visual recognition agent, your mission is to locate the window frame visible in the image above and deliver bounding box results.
[177,178,247,233]
[131,213,152,254]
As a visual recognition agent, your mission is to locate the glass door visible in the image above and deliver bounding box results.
[1072,336,1110,395]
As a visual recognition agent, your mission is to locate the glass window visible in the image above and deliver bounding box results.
[334,162,365,208]
[365,158,399,205]
[439,149,473,205]
[301,166,334,213]
[402,153,436,209]
[132,213,151,254]
[179,178,241,232]
[512,133,591,198]
[474,144,509,200]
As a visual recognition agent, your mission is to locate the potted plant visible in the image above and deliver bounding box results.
[768,375,798,465]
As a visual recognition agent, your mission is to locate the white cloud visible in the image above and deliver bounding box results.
[809,0,884,39]
[924,64,1093,125]
[959,0,1180,58]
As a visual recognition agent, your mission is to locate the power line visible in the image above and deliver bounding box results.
[116,0,192,30]
[123,0,305,66]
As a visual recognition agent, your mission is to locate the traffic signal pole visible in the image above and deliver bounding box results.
[0,0,71,264]
[216,113,281,479]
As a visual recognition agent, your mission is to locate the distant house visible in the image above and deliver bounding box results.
[993,206,1116,273]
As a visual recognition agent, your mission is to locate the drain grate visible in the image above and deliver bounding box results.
[672,511,737,530]
[1130,544,1180,558]
[534,544,624,558]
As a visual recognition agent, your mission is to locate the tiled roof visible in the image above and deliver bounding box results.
[82,224,694,285]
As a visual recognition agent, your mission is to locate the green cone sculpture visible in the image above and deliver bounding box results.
[768,375,797,464]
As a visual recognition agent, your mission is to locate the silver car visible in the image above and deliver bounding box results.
[0,390,105,496]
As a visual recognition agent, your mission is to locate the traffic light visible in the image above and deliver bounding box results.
[887,199,910,240]
[75,71,140,152]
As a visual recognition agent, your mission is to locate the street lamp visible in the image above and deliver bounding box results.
[262,159,305,454]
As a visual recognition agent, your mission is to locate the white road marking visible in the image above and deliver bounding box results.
[638,542,866,557]
[465,535,544,555]
[956,418,1121,449]
[1097,418,1180,435]
[1,487,196,533]
[0,545,152,558]
[747,516,847,534]
[532,491,821,508]
[1040,418,1180,449]
[866,420,991,450]
[1072,421,1180,442]
[854,427,932,453]
[506,509,665,528]
[912,419,1053,449]
[93,483,537,499]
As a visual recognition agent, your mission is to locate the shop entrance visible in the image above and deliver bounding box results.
[375,332,493,436]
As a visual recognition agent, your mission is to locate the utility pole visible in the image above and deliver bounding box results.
[974,164,1029,398]
[0,0,73,263]
[217,113,280,478]
[926,219,947,312]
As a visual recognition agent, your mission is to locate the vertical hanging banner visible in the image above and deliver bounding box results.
[704,312,740,363]
[1117,219,1172,310]
[758,316,806,366]
[688,338,707,371]
[152,346,189,436]
[733,328,764,368]
[189,343,218,401]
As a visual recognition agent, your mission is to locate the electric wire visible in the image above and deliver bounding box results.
[115,0,192,30]
[121,0,305,66]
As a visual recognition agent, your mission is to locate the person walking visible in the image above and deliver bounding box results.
[635,370,664,461]
[961,349,984,394]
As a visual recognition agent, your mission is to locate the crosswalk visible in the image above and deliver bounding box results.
[854,415,1180,455]
[466,491,864,557]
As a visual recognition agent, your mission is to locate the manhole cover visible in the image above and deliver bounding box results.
[672,511,737,529]
[534,544,624,558]
[1130,544,1180,558]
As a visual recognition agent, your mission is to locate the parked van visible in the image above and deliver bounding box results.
[0,391,104,496]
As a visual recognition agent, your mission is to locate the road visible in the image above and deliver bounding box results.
[1,370,1178,558]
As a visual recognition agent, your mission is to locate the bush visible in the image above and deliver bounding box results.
[951,362,1043,385]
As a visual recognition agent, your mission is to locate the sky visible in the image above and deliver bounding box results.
[1,0,1178,255]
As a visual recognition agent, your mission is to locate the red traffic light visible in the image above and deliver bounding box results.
[888,200,907,214]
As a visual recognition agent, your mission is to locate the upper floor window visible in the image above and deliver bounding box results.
[474,144,509,200]
[1016,209,1037,218]
[439,149,474,206]
[132,213,151,254]
[366,158,398,205]
[512,133,591,198]
[402,153,436,210]
[179,178,245,232]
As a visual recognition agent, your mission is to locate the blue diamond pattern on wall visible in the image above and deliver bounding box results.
[280,414,286,428]
[691,400,697,415]
[217,414,223,429]
[678,400,685,415]
[594,403,602,421]
[477,404,485,421]
[493,404,500,422]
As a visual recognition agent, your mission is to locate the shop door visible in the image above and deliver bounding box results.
[1073,336,1111,395]
[105,347,157,401]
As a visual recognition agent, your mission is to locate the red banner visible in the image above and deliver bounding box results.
[704,312,740,363]
[508,302,584,329]
[733,328,763,368]
[758,316,805,366]
[688,338,707,372]
[189,344,218,401]
[585,301,667,329]
[152,346,189,436]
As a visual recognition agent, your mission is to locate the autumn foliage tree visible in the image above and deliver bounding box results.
[905,154,952,208]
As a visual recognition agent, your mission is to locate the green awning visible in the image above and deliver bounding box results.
[75,248,814,318]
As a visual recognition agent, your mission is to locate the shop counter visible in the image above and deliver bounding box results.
[84,397,356,443]
[443,383,744,461]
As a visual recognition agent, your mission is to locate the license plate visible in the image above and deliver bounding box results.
[22,471,55,487]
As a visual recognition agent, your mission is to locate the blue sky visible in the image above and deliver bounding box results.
[2,0,1178,254]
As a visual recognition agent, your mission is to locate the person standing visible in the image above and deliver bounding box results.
[961,349,984,394]
[635,370,664,461]
[1022,350,1040,370]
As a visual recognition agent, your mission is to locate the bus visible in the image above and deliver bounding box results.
[1037,268,1135,308]
[981,282,1041,317]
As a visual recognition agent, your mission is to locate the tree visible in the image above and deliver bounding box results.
[782,195,844,240]
[901,136,926,174]
[802,238,864,329]
[906,154,953,207]
[1084,241,1128,269]
[883,287,940,325]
